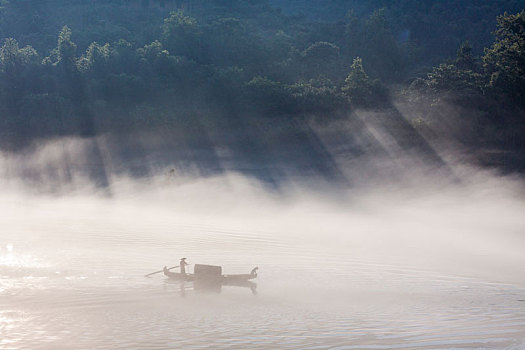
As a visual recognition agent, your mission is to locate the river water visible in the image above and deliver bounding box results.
[1,174,525,349]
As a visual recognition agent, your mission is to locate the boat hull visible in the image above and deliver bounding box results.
[163,267,194,281]
[163,266,257,283]
[222,274,257,283]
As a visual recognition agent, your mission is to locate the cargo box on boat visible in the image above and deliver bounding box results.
[194,264,222,278]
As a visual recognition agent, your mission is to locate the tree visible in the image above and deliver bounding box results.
[109,39,140,74]
[426,63,484,92]
[302,41,340,79]
[424,40,484,93]
[136,40,171,78]
[290,76,347,116]
[455,41,477,71]
[0,38,38,73]
[77,42,112,75]
[360,8,404,81]
[57,26,78,74]
[243,76,295,115]
[137,40,168,63]
[161,10,201,61]
[42,26,96,136]
[342,57,385,107]
[207,66,246,111]
[483,11,525,102]
[203,17,265,67]
[0,38,39,114]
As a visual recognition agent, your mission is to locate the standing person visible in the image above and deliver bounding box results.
[179,258,189,275]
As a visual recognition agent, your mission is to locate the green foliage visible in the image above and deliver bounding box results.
[421,11,524,105]
[271,30,293,59]
[243,75,346,116]
[244,76,295,115]
[360,8,406,81]
[290,77,347,115]
[137,40,169,63]
[342,57,385,107]
[0,0,524,146]
[0,38,39,114]
[344,9,358,42]
[273,0,522,62]
[426,63,484,92]
[161,10,201,60]
[207,66,246,110]
[0,38,38,72]
[301,41,340,79]
[111,39,137,73]
[455,41,477,71]
[483,11,525,102]
[303,41,340,62]
[92,73,146,104]
[77,42,112,74]
[203,17,265,67]
[57,26,77,69]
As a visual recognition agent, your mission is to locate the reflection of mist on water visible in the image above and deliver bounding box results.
[1,138,525,348]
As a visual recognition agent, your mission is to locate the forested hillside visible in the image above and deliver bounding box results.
[0,0,524,172]
[271,0,523,61]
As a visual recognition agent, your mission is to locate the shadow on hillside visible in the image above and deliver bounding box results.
[1,104,465,192]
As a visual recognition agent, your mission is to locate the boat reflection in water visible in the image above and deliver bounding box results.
[163,264,258,295]
[194,279,258,295]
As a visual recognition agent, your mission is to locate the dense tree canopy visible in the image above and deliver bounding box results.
[0,0,523,153]
[483,11,525,102]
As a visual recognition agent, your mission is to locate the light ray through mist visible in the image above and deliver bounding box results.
[0,107,469,194]
[1,136,524,349]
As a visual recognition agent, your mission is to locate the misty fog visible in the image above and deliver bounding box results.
[1,133,524,349]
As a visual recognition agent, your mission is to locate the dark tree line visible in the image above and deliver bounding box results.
[0,0,523,151]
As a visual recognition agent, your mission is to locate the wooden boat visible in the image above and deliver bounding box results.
[163,265,258,283]
[162,267,195,281]
[222,267,258,283]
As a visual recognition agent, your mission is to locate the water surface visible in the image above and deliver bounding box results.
[1,176,525,349]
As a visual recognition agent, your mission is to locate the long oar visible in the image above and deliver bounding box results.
[145,265,179,277]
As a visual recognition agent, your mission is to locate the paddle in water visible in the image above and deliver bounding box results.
[145,265,179,277]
